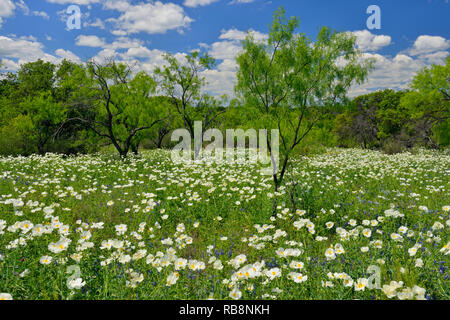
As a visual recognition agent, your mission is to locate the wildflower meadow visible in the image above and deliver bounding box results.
[0,148,448,300]
[0,1,449,304]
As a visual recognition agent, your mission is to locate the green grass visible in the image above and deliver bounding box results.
[0,148,448,300]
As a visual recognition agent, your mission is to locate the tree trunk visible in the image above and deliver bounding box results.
[157,138,163,149]
[131,141,139,155]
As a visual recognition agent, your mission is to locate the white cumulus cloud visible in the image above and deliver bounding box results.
[46,0,101,5]
[0,35,80,71]
[55,48,82,63]
[0,0,15,27]
[219,28,268,42]
[408,35,450,56]
[107,1,193,35]
[351,30,392,52]
[75,35,106,47]
[184,0,220,8]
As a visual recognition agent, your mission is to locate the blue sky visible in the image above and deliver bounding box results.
[0,0,449,96]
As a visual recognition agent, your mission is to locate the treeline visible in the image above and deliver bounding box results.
[0,53,226,157]
[0,55,448,157]
[334,63,450,153]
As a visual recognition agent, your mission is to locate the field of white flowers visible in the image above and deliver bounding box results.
[0,148,448,300]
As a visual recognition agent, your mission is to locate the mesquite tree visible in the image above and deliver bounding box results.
[58,59,167,157]
[400,56,450,148]
[155,51,226,157]
[235,7,373,192]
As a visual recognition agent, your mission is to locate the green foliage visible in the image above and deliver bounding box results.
[155,51,221,138]
[0,9,447,159]
[432,118,450,146]
[334,56,449,152]
[21,92,67,154]
[17,59,56,96]
[399,56,450,148]
[0,114,35,156]
[72,60,170,157]
[376,90,409,140]
[235,6,373,189]
[335,89,407,149]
